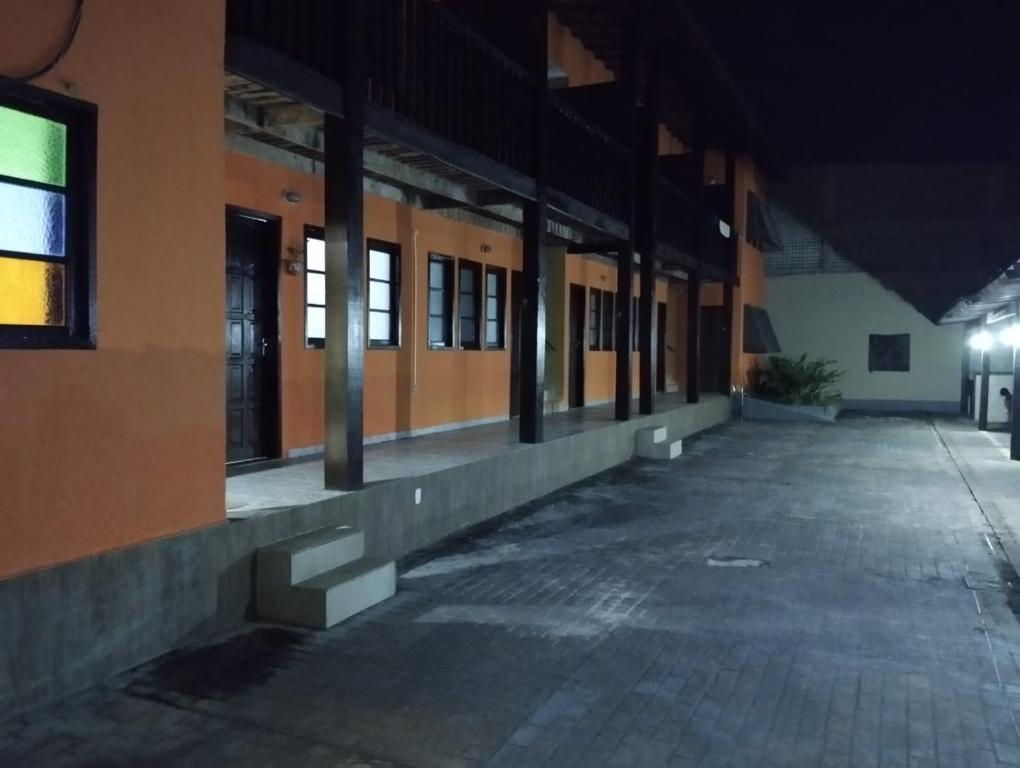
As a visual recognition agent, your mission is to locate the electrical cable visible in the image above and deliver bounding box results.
[3,0,86,82]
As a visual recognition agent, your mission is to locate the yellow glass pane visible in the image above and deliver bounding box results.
[0,255,64,326]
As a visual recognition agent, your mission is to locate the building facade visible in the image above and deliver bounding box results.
[0,0,771,711]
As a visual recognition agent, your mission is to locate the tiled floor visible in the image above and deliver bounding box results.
[225,392,704,518]
[10,415,1020,766]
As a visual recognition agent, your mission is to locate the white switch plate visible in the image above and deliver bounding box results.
[414,488,422,505]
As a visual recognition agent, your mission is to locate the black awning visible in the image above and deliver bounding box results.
[746,191,784,252]
[743,305,781,354]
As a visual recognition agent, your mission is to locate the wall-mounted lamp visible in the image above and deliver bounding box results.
[282,189,302,205]
[969,331,994,351]
[284,244,304,275]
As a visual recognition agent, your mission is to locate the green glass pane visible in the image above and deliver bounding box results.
[0,106,67,187]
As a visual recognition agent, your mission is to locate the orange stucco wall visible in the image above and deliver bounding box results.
[558,257,676,407]
[0,1,225,579]
[549,14,614,87]
[549,13,683,156]
[224,150,685,448]
[698,155,767,389]
[226,152,522,454]
[733,156,767,387]
[227,152,683,451]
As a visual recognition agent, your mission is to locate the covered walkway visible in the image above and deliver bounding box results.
[8,415,1020,767]
[227,392,704,517]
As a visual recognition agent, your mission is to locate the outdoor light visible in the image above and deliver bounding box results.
[1001,325,1020,348]
[969,330,994,351]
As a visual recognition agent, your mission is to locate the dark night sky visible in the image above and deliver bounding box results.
[686,1,1020,165]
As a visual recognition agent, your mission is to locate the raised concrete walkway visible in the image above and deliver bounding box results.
[7,415,1020,766]
[1,394,729,718]
[934,418,1020,580]
[227,393,710,516]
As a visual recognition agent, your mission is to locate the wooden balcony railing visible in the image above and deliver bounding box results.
[658,178,735,277]
[548,97,630,222]
[227,0,735,280]
[364,0,535,174]
[228,1,632,221]
[227,0,343,81]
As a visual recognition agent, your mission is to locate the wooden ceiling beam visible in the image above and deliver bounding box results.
[262,104,323,128]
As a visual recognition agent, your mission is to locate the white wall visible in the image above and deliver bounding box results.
[766,272,965,408]
[975,374,1013,424]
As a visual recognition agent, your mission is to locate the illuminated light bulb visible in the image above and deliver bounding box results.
[969,331,994,351]
[1000,325,1020,348]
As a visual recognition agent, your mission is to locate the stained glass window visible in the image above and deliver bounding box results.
[0,88,93,347]
[0,256,64,326]
[0,105,67,187]
[0,182,66,257]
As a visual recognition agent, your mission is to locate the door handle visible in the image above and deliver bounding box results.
[261,337,269,357]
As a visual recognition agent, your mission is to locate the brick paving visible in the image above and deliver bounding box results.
[5,416,1020,767]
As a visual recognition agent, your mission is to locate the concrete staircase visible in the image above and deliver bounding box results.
[634,425,683,460]
[257,526,395,630]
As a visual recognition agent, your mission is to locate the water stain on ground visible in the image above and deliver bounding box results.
[122,627,308,703]
[993,557,1020,617]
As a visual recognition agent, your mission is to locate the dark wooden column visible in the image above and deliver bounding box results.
[615,18,640,422]
[719,151,738,395]
[637,56,660,415]
[978,341,991,432]
[686,270,701,403]
[615,248,633,420]
[323,0,366,490]
[960,329,971,416]
[1012,342,1020,460]
[720,282,734,394]
[519,0,548,444]
[1012,304,1020,460]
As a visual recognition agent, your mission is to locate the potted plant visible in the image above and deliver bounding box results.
[745,355,843,422]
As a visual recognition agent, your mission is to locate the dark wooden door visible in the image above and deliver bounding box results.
[225,209,280,464]
[699,305,725,394]
[509,270,523,418]
[656,301,667,392]
[568,284,586,408]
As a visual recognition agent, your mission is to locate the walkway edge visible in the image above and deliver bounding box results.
[931,418,1020,577]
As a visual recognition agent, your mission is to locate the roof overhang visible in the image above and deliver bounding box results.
[940,261,1020,324]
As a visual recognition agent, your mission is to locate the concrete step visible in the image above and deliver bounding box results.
[636,437,683,460]
[635,426,668,451]
[257,526,364,587]
[273,558,397,630]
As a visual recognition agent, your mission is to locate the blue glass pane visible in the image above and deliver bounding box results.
[0,181,65,257]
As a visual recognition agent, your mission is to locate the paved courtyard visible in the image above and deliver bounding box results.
[6,416,1020,767]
